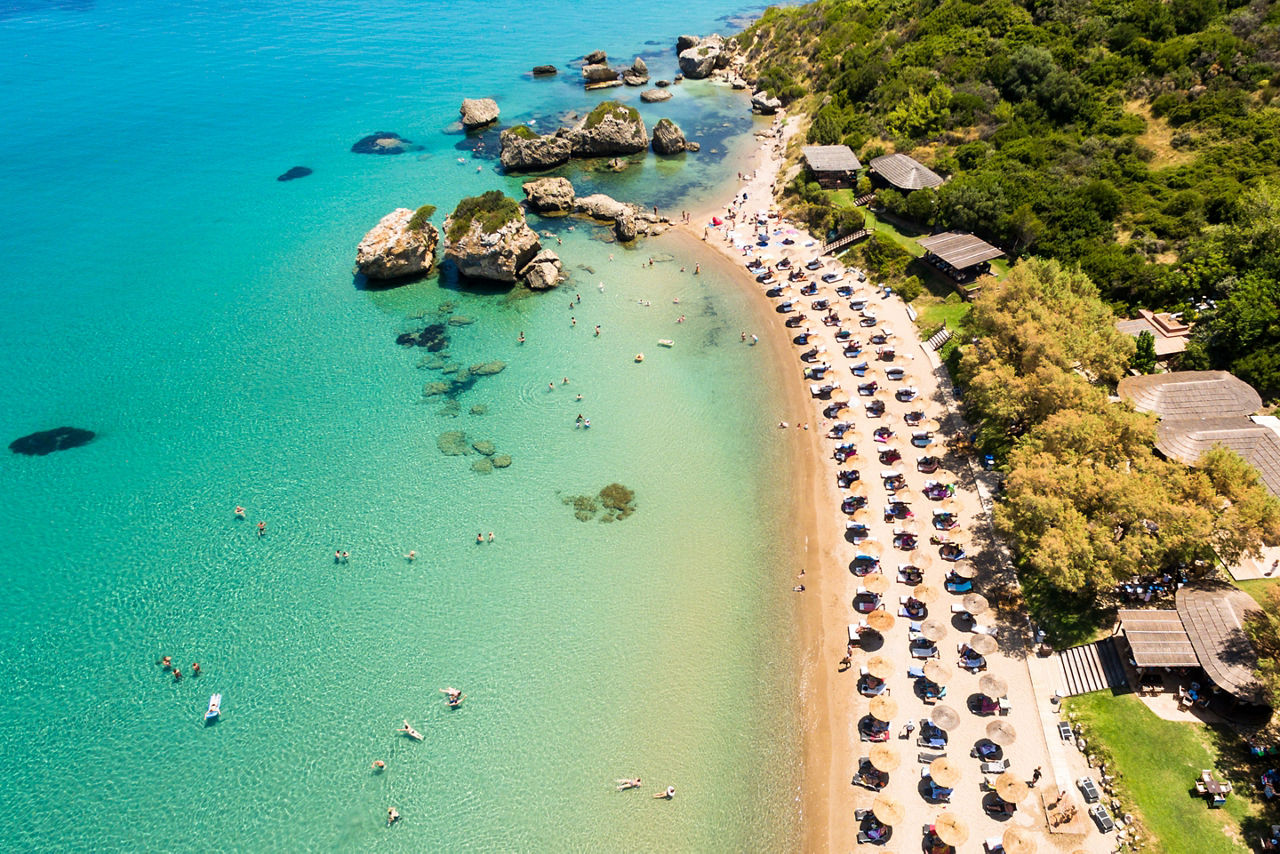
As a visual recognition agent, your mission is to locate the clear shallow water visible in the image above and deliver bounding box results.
[0,2,801,850]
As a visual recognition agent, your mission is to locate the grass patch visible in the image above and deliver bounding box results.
[583,100,640,130]
[446,191,523,241]
[1236,577,1280,608]
[913,293,970,332]
[505,124,539,140]
[1064,692,1262,853]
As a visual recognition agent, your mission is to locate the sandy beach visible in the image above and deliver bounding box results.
[674,113,1107,853]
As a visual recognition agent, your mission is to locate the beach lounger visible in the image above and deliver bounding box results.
[918,751,946,764]
[908,665,925,679]
[980,759,1009,773]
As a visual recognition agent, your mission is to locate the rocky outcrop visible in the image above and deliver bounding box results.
[678,35,722,79]
[568,101,647,156]
[614,211,637,242]
[443,193,540,283]
[522,177,575,213]
[676,34,700,52]
[651,118,687,155]
[520,249,563,290]
[622,56,649,86]
[641,88,672,103]
[575,193,632,221]
[351,132,417,155]
[582,63,618,84]
[728,74,748,90]
[532,65,557,76]
[9,426,94,456]
[499,126,572,172]
[459,98,499,129]
[574,193,670,242]
[584,49,607,65]
[277,166,312,182]
[355,208,438,280]
[751,90,782,115]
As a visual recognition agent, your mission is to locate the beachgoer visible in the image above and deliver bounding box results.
[562,377,569,385]
[694,264,700,275]
[576,294,581,304]
[191,662,200,676]
[405,551,416,562]
[373,760,386,772]
[1031,767,1043,786]
[549,382,555,391]
[477,533,484,544]
[778,422,788,428]
[518,332,525,344]
[387,807,400,826]
[575,394,583,401]
[342,551,349,563]
[487,532,494,543]
[173,668,182,682]
[654,786,676,799]
[571,316,576,327]
[161,656,172,670]
[751,335,758,345]
[594,325,600,336]
[741,332,747,341]
[234,506,245,519]
[616,778,642,790]
[335,550,342,563]
[793,585,805,592]
[257,521,266,537]
[677,315,685,323]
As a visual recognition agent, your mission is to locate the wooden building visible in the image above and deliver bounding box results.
[801,145,862,189]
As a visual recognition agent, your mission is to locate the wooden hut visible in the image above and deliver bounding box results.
[801,145,862,189]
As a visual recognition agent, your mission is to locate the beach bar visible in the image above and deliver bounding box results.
[802,145,862,189]
[868,153,944,192]
[916,232,1004,285]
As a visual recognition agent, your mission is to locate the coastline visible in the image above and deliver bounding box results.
[667,114,856,853]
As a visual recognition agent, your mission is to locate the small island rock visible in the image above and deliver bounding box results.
[622,56,649,86]
[500,126,573,172]
[584,49,607,65]
[569,101,647,157]
[443,191,541,283]
[532,64,558,76]
[355,208,439,281]
[459,98,500,129]
[581,63,619,84]
[520,248,564,290]
[651,118,687,155]
[640,88,672,103]
[522,177,576,213]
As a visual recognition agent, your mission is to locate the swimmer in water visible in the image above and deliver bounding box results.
[653,786,676,799]
[487,532,494,543]
[160,656,172,670]
[477,533,484,544]
[234,506,246,519]
[405,550,416,562]
[257,521,266,537]
[575,393,583,401]
[616,778,642,790]
[387,807,400,826]
[372,760,386,772]
[518,332,525,343]
[594,325,600,336]
[191,662,200,676]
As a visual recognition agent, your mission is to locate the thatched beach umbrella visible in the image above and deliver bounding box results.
[970,634,998,655]
[864,573,891,595]
[867,610,896,633]
[920,618,948,642]
[930,704,960,731]
[923,417,943,433]
[867,654,896,680]
[912,582,941,604]
[933,812,968,846]
[869,744,901,772]
[962,592,989,616]
[846,480,869,497]
[995,771,1030,804]
[986,719,1017,746]
[1002,825,1037,854]
[949,561,977,579]
[872,793,905,826]
[870,695,899,721]
[929,756,961,788]
[942,527,972,545]
[856,540,882,557]
[923,660,953,685]
[980,674,1009,699]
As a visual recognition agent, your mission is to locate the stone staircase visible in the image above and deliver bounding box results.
[1053,638,1129,697]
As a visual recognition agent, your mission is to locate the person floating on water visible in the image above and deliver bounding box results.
[386,807,400,826]
[335,550,342,564]
[487,532,494,543]
[234,506,245,519]
[405,550,416,562]
[442,687,463,707]
[341,551,349,563]
[576,414,584,426]
[594,325,600,337]
[653,786,676,799]
[160,656,172,670]
[372,760,386,773]
[518,332,525,344]
[172,668,182,682]
[616,778,642,790]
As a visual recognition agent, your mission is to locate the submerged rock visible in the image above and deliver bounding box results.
[563,482,637,522]
[437,431,472,455]
[471,458,493,474]
[356,208,438,281]
[468,360,507,376]
[492,454,511,468]
[9,426,95,456]
[472,440,496,456]
[459,98,500,129]
[448,315,475,326]
[396,323,449,350]
[277,166,312,182]
[351,132,417,155]
[423,381,452,397]
[470,404,489,415]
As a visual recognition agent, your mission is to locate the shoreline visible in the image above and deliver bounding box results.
[667,113,855,853]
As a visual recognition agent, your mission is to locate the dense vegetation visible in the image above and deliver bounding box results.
[407,204,436,232]
[583,100,641,130]
[446,191,523,241]
[956,260,1280,618]
[739,0,1280,395]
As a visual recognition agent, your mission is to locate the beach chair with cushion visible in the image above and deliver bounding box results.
[980,759,1009,774]
[918,751,945,764]
[984,837,1006,853]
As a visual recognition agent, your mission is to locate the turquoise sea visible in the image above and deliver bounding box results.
[0,1,802,850]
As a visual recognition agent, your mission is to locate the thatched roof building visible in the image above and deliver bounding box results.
[869,153,944,191]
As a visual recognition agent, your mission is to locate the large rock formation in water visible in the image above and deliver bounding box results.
[355,207,439,280]
[640,88,671,103]
[677,38,721,79]
[521,249,564,290]
[568,101,647,157]
[459,98,500,129]
[499,126,572,172]
[522,177,576,213]
[651,118,687,155]
[751,90,783,115]
[621,56,649,86]
[443,191,541,283]
[9,426,95,456]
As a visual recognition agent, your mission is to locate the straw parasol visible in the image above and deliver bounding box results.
[846,480,869,497]
[962,592,989,615]
[932,812,968,846]
[912,582,940,604]
[872,793,905,826]
[986,719,1017,746]
[919,617,948,642]
[922,660,953,685]
[856,540,882,557]
[994,771,1030,804]
[941,527,972,545]
[949,561,977,579]
[867,654,896,680]
[969,633,998,655]
[1002,826,1037,854]
[867,610,896,632]
[870,695,899,721]
[980,674,1009,699]
[929,756,961,788]
[869,743,901,772]
[864,573,891,594]
[930,704,960,731]
[923,417,943,433]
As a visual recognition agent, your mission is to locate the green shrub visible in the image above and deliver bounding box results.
[897,276,925,302]
[407,205,436,232]
[506,124,539,140]
[447,191,523,241]
[583,101,640,130]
